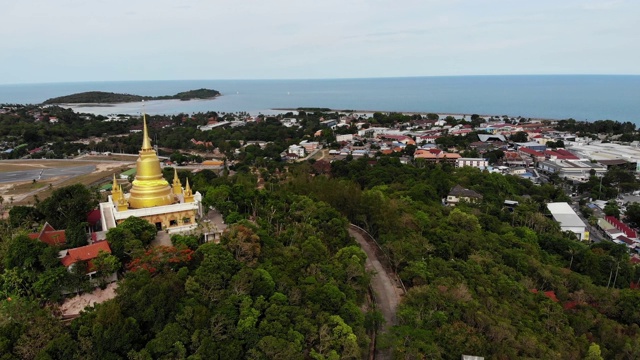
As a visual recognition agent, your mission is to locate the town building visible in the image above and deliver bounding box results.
[288,144,306,158]
[456,158,488,169]
[568,142,640,173]
[546,202,587,240]
[414,149,461,163]
[537,160,607,181]
[99,116,202,234]
[445,185,483,206]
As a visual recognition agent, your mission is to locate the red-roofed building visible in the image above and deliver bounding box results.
[553,149,580,160]
[605,216,637,239]
[60,241,112,272]
[378,134,416,145]
[530,289,559,302]
[518,147,545,162]
[29,222,66,246]
[86,209,102,232]
[414,149,461,163]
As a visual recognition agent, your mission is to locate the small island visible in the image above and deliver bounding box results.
[42,88,221,104]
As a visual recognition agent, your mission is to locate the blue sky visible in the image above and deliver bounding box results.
[1,0,638,84]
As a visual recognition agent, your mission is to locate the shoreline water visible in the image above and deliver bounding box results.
[2,76,639,122]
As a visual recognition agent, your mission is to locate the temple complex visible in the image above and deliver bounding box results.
[99,115,202,233]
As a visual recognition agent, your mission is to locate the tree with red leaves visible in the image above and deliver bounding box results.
[127,246,194,275]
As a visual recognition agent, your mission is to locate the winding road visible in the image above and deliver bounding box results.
[349,225,404,359]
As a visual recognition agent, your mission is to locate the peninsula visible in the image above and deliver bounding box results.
[42,88,221,104]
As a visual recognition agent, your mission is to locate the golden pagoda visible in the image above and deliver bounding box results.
[99,111,202,234]
[127,114,174,209]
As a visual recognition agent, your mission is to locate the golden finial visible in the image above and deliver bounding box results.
[141,106,152,151]
[172,168,183,195]
[184,178,194,203]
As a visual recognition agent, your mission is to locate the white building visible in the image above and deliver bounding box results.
[281,118,299,127]
[336,134,354,142]
[288,144,305,157]
[456,158,488,169]
[546,202,587,240]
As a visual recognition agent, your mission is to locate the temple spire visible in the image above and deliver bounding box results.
[141,112,152,151]
[172,168,183,195]
[111,174,121,202]
[184,178,194,203]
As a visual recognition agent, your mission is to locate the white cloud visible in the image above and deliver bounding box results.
[0,0,639,83]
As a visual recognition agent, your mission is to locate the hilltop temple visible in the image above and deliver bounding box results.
[99,115,202,233]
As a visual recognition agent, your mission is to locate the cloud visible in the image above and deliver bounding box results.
[581,0,624,10]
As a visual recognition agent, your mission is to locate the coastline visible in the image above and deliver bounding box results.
[271,108,561,122]
[3,76,637,121]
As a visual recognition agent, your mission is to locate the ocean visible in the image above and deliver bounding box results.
[0,75,639,122]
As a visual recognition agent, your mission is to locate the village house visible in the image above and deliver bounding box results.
[445,185,483,206]
[288,144,305,158]
[414,149,461,163]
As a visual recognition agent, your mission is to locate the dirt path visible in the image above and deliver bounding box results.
[349,226,403,359]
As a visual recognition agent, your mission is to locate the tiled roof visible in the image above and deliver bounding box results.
[449,185,483,199]
[60,241,112,268]
[29,222,66,246]
[518,147,544,157]
[605,216,637,239]
[87,209,101,225]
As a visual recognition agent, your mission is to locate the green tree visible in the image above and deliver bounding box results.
[8,205,42,228]
[510,131,529,142]
[92,250,120,287]
[65,221,89,248]
[36,184,98,229]
[623,202,640,228]
[117,216,157,246]
[585,343,604,360]
[604,201,620,218]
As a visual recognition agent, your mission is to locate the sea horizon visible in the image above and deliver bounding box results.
[1,75,639,123]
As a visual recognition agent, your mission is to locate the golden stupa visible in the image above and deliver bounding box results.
[127,114,174,209]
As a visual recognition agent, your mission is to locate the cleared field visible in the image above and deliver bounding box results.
[0,159,134,206]
[0,160,97,172]
[85,154,140,162]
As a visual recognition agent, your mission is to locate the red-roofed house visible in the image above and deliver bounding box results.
[60,241,112,272]
[414,149,461,163]
[378,134,416,145]
[29,222,66,246]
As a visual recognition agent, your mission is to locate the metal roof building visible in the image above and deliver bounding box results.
[547,202,587,240]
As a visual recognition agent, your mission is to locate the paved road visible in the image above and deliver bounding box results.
[0,165,96,184]
[349,226,402,360]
